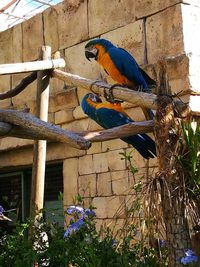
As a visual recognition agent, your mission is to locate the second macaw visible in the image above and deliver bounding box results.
[81,93,156,159]
[84,38,156,118]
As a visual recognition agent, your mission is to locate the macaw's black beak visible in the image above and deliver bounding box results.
[85,50,96,61]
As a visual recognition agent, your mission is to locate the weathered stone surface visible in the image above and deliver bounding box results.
[111,170,129,195]
[46,142,86,161]
[101,20,146,65]
[63,158,78,205]
[107,149,126,171]
[125,107,146,121]
[106,196,126,218]
[146,4,184,63]
[0,146,33,168]
[0,75,11,94]
[12,24,22,63]
[88,0,135,37]
[55,109,74,124]
[93,153,109,173]
[78,173,97,197]
[11,73,37,105]
[78,154,94,175]
[50,76,65,95]
[0,28,13,64]
[0,137,33,152]
[73,105,87,120]
[57,0,88,49]
[136,0,181,18]
[65,41,100,80]
[97,172,112,196]
[22,14,44,61]
[92,197,107,218]
[102,139,127,152]
[87,142,102,155]
[43,7,59,53]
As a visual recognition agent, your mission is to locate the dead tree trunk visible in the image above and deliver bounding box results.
[154,68,192,267]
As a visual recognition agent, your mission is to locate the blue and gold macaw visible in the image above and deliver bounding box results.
[85,38,156,119]
[81,93,156,159]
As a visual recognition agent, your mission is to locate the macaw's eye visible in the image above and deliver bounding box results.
[90,94,102,103]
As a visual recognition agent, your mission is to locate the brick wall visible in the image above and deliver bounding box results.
[0,0,199,225]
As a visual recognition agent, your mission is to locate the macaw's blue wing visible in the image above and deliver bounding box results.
[108,47,148,90]
[96,107,156,159]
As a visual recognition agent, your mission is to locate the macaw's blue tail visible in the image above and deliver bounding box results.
[122,133,156,159]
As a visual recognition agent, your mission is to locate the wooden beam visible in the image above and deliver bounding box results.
[0,58,65,75]
[31,46,51,218]
[52,69,157,109]
[0,119,154,142]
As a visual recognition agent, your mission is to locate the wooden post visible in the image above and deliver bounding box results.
[30,46,51,220]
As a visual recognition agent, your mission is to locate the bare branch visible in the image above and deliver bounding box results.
[78,120,154,142]
[0,109,90,150]
[0,120,154,144]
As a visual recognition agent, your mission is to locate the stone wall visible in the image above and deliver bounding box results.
[0,0,199,226]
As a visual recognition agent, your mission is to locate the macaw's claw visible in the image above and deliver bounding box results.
[104,84,123,104]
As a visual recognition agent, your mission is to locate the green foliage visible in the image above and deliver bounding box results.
[178,121,200,196]
[0,207,163,267]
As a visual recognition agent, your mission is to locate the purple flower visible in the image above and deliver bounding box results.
[84,208,96,217]
[159,239,166,248]
[67,206,84,215]
[0,205,4,215]
[64,218,85,238]
[180,249,198,265]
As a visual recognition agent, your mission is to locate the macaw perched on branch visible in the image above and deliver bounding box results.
[84,38,156,119]
[81,93,156,159]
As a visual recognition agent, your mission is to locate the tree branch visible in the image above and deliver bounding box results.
[0,109,90,150]
[0,119,154,143]
[78,120,154,142]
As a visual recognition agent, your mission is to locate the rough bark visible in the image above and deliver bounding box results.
[0,109,90,150]
[155,69,192,267]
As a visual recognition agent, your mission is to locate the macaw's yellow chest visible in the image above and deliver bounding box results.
[97,48,134,88]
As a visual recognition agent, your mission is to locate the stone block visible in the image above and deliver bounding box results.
[78,154,94,175]
[0,28,13,64]
[136,0,181,18]
[0,137,33,152]
[102,139,127,152]
[62,117,90,131]
[48,112,55,124]
[0,147,33,168]
[92,197,107,218]
[101,20,146,65]
[78,173,97,197]
[125,107,146,121]
[88,0,135,37]
[46,142,86,161]
[93,153,109,173]
[55,109,74,124]
[73,106,87,120]
[0,75,11,94]
[43,7,59,53]
[107,149,126,171]
[87,142,102,155]
[63,158,78,205]
[50,76,65,95]
[77,87,90,105]
[22,14,44,61]
[106,196,126,218]
[53,89,78,111]
[65,41,100,80]
[12,24,22,63]
[57,0,88,49]
[97,172,112,196]
[111,170,129,195]
[125,147,148,168]
[146,4,184,63]
[11,73,37,105]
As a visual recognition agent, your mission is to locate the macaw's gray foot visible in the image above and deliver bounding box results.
[104,84,124,104]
